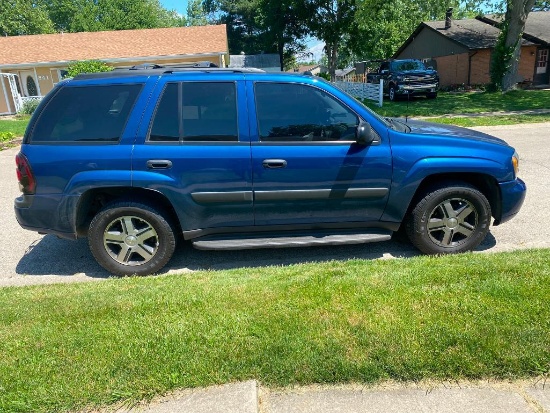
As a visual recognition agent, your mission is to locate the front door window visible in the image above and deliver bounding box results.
[26,75,38,96]
[536,49,548,75]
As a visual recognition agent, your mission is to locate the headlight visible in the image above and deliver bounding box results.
[512,151,520,178]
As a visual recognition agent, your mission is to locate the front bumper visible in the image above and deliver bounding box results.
[396,83,438,94]
[495,178,526,225]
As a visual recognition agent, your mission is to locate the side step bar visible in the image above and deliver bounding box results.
[191,230,393,251]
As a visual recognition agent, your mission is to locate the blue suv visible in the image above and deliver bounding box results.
[14,66,526,276]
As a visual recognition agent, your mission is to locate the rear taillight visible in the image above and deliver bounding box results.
[15,153,36,194]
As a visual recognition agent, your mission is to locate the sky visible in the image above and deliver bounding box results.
[160,0,190,15]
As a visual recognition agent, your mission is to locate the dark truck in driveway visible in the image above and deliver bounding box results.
[367,59,439,101]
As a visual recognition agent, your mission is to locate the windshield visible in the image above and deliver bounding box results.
[391,60,426,71]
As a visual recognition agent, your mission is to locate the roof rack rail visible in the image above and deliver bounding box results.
[119,61,219,71]
[75,66,266,80]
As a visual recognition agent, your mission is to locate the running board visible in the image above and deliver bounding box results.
[191,230,393,251]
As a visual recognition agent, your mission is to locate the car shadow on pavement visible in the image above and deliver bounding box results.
[15,231,498,279]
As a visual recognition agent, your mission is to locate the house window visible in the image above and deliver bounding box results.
[537,49,548,74]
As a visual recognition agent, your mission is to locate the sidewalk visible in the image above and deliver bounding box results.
[109,379,550,413]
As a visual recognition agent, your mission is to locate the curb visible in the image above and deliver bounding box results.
[106,379,550,413]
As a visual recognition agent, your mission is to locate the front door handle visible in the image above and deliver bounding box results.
[147,160,173,169]
[262,159,287,169]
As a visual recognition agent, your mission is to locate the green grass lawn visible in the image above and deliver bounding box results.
[364,89,550,118]
[429,113,550,127]
[0,115,29,140]
[1,249,549,413]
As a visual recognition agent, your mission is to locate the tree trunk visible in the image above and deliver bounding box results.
[501,0,536,91]
[277,37,285,71]
[327,42,338,81]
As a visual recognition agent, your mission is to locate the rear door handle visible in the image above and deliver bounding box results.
[147,160,172,169]
[262,159,287,169]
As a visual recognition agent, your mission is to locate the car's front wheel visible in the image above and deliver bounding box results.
[406,183,491,254]
[88,201,177,276]
[389,85,398,101]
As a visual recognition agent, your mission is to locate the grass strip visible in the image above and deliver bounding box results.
[1,249,549,412]
[0,116,30,139]
[426,113,550,127]
[365,89,550,118]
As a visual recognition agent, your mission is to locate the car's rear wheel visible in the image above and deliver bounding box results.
[88,201,176,276]
[406,183,491,254]
[427,92,437,99]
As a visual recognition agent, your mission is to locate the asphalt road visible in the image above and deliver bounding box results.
[1,122,548,287]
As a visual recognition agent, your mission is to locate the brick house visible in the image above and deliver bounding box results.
[0,25,229,115]
[394,11,549,87]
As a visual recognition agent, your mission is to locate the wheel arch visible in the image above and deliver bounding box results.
[405,173,501,223]
[75,187,181,237]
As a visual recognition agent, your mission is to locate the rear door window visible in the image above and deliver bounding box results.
[29,84,142,143]
[149,82,238,142]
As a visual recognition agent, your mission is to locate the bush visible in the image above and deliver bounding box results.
[19,100,41,115]
[0,131,16,142]
[65,60,113,78]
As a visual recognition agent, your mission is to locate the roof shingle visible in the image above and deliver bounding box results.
[0,25,228,66]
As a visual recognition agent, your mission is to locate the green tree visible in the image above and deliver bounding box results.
[40,0,184,33]
[205,0,308,70]
[304,0,359,80]
[491,0,537,91]
[65,60,113,78]
[39,0,85,32]
[0,0,55,35]
[186,0,208,26]
[257,0,309,70]
[352,0,481,61]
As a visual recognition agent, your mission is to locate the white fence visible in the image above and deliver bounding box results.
[333,79,383,107]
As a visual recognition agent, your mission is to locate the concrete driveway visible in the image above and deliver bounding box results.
[1,122,548,287]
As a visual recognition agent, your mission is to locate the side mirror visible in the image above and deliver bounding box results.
[381,69,389,75]
[427,66,434,70]
[356,120,375,145]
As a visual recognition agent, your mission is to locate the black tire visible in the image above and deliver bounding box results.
[426,92,437,99]
[406,183,491,255]
[88,201,177,276]
[389,85,398,101]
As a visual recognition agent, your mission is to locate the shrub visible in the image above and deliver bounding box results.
[19,99,41,115]
[0,131,16,142]
[65,60,113,78]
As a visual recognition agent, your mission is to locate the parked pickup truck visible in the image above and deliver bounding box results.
[367,59,439,101]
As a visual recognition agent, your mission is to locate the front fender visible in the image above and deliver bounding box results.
[381,156,510,223]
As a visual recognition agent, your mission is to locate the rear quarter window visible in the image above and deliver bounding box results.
[28,84,142,143]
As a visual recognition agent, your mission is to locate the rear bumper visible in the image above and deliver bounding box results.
[14,194,78,239]
[495,178,526,225]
